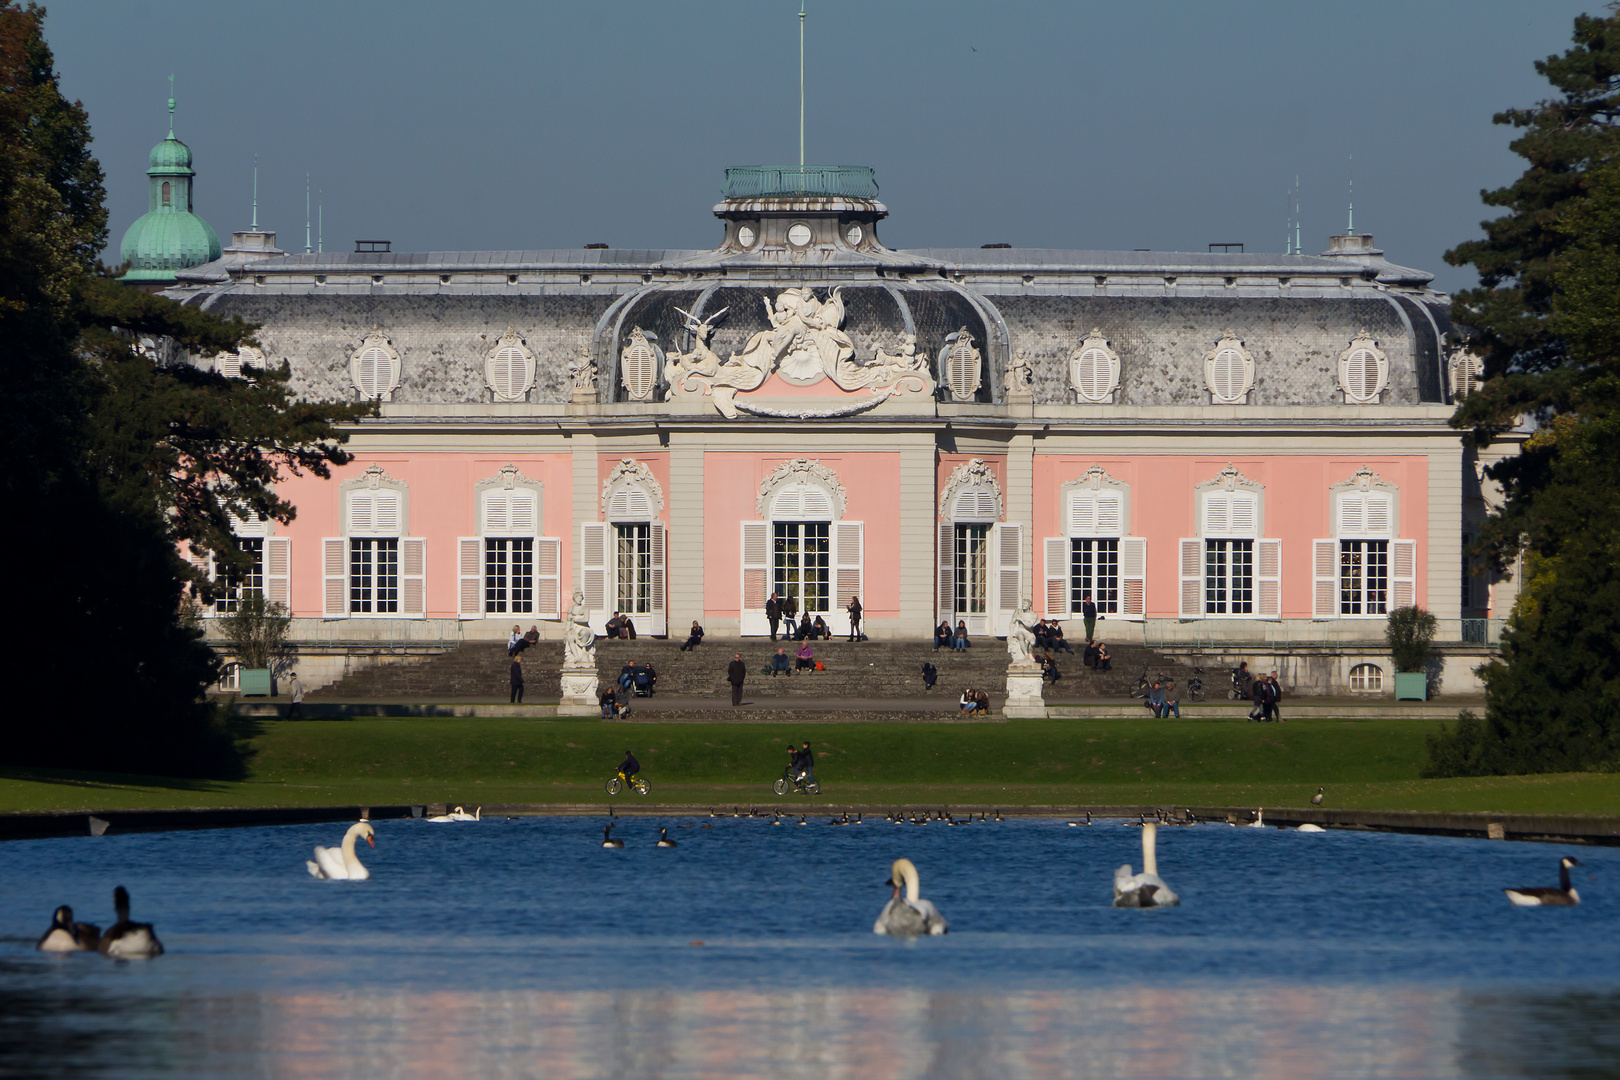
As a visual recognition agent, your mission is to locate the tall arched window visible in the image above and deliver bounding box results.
[580,460,666,635]
[1313,468,1415,618]
[161,181,171,206]
[1180,465,1279,618]
[325,466,424,618]
[938,459,1022,636]
[741,460,862,636]
[458,466,559,621]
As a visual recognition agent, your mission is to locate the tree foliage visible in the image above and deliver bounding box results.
[1427,10,1620,777]
[1384,606,1437,674]
[0,2,370,777]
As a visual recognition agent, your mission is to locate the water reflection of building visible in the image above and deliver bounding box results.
[248,983,1469,1078]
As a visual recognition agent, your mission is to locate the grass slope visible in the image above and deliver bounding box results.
[3,717,1618,815]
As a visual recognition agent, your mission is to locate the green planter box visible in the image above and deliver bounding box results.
[239,668,273,697]
[1393,671,1427,701]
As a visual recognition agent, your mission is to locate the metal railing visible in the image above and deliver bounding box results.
[722,165,879,200]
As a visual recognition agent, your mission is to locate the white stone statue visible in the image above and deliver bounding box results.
[1008,597,1039,667]
[563,589,596,669]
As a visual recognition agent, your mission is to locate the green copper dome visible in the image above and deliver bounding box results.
[119,97,220,285]
[148,136,193,173]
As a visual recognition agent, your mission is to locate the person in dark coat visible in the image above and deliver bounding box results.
[605,612,623,639]
[1251,675,1267,721]
[509,651,524,704]
[797,613,814,641]
[766,592,783,641]
[934,621,953,649]
[727,653,747,706]
[1049,622,1073,654]
[680,621,704,651]
[781,593,799,634]
[921,661,938,690]
[1082,595,1098,644]
[846,595,863,641]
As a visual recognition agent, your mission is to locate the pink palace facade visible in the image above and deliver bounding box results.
[165,166,1511,694]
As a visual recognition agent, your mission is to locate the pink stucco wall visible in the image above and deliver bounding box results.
[277,454,574,620]
[700,452,903,621]
[1031,456,1429,618]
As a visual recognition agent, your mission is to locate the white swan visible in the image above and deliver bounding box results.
[98,886,164,957]
[873,858,948,936]
[427,805,478,823]
[306,821,375,880]
[1113,822,1180,907]
[1248,808,1266,828]
[1297,823,1325,833]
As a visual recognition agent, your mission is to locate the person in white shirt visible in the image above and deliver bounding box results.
[286,672,305,720]
[507,626,523,656]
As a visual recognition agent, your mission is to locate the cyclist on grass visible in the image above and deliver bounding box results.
[617,749,640,787]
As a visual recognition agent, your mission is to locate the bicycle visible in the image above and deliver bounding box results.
[605,771,649,796]
[773,765,820,796]
[1186,667,1205,702]
[1130,669,1177,698]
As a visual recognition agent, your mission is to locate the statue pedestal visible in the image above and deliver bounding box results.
[1003,663,1047,718]
[559,665,599,715]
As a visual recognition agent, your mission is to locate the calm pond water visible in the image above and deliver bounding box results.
[0,815,1615,1079]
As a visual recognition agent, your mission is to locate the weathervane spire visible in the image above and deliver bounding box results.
[304,173,311,254]
[167,73,175,139]
[1347,154,1354,234]
[797,1,803,167]
[251,155,259,231]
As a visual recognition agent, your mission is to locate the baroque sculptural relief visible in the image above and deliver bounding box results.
[662,289,935,418]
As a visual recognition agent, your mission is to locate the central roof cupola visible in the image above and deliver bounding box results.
[714,165,887,258]
[119,87,221,288]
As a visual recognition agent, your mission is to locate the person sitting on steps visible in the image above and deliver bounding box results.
[1049,622,1073,654]
[1147,680,1179,718]
[797,613,815,641]
[953,620,970,651]
[1095,642,1112,671]
[599,685,625,719]
[771,648,791,676]
[921,661,938,690]
[621,613,637,639]
[973,688,991,713]
[959,687,977,713]
[811,615,830,641]
[934,620,953,650]
[1040,652,1061,683]
[605,612,623,639]
[680,620,704,651]
[508,625,524,656]
[795,641,815,671]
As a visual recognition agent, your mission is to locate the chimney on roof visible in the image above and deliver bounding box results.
[584,243,609,249]
[355,240,391,253]
[1322,233,1379,257]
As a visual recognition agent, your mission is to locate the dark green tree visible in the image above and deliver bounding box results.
[0,2,370,777]
[1428,11,1620,776]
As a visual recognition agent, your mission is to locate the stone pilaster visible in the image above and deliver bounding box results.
[570,430,598,597]
[668,440,705,629]
[898,438,937,637]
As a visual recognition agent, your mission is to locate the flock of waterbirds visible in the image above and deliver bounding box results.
[36,801,1589,954]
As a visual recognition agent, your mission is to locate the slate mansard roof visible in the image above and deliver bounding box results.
[170,233,1455,410]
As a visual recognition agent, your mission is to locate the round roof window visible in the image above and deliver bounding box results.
[737,224,756,249]
[787,223,813,247]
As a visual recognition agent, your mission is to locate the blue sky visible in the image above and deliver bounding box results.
[45,1,1595,292]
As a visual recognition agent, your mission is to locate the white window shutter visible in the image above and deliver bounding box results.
[1256,538,1282,618]
[1067,494,1096,537]
[802,488,833,519]
[264,537,290,609]
[458,537,482,619]
[1179,538,1202,619]
[535,537,561,618]
[741,521,770,635]
[1096,495,1123,536]
[646,522,667,636]
[581,522,610,633]
[1204,495,1229,536]
[992,523,1022,635]
[483,494,509,534]
[374,492,402,535]
[1120,536,1146,619]
[401,537,426,617]
[834,521,864,636]
[349,492,374,533]
[1230,494,1257,536]
[1313,539,1338,619]
[1391,539,1418,608]
[1043,536,1068,618]
[1365,495,1392,536]
[938,522,955,622]
[323,537,346,618]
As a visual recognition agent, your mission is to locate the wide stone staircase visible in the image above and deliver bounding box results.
[307,635,1202,705]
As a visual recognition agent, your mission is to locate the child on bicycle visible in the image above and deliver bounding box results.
[617,750,640,785]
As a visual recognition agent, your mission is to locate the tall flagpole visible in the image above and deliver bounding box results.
[799,0,805,168]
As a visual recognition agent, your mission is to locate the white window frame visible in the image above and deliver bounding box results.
[1068,329,1120,404]
[1314,468,1413,619]
[1203,332,1255,405]
[485,330,536,403]
[1047,467,1145,621]
[326,466,423,619]
[1181,466,1277,619]
[215,344,264,380]
[458,468,560,622]
[349,331,401,402]
[1337,333,1388,404]
[1349,663,1384,692]
[619,327,660,402]
[940,328,982,402]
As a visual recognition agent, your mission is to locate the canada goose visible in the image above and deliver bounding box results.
[1067,813,1093,826]
[1310,787,1325,806]
[98,887,163,958]
[37,906,99,952]
[873,858,949,936]
[307,822,375,880]
[602,826,625,849]
[796,815,808,826]
[771,812,782,826]
[1113,822,1180,908]
[1504,856,1582,907]
[656,828,678,848]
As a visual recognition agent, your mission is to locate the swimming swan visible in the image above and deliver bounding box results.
[98,887,163,957]
[37,905,99,952]
[873,858,948,936]
[1297,823,1325,833]
[1248,808,1266,828]
[426,805,479,822]
[1504,856,1582,907]
[1113,822,1180,907]
[307,822,375,880]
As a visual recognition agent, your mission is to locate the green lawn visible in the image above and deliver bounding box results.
[4,716,1617,816]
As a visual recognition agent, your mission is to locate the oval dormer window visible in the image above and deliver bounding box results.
[737,224,756,249]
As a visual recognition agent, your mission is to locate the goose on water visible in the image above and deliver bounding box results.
[307,822,375,880]
[873,858,949,936]
[37,906,99,952]
[98,887,164,958]
[602,826,625,849]
[1067,813,1093,826]
[1504,856,1582,907]
[656,828,678,848]
[1113,822,1180,908]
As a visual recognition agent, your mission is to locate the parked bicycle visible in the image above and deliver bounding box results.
[1186,667,1206,702]
[605,771,649,796]
[1130,669,1177,699]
